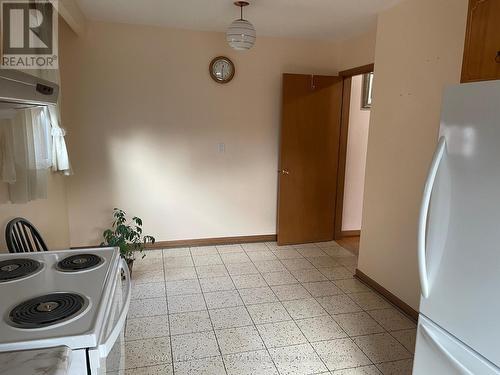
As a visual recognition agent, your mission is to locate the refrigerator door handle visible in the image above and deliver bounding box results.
[420,322,474,375]
[418,136,446,298]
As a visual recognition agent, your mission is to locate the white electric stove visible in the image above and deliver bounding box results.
[0,248,130,374]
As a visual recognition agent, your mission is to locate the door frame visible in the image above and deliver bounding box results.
[334,63,374,240]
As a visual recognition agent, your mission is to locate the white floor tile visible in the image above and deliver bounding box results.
[125,315,169,341]
[247,251,278,262]
[125,337,172,368]
[131,282,166,300]
[332,365,382,375]
[171,331,220,362]
[221,253,251,264]
[165,279,201,296]
[231,274,267,289]
[199,276,235,293]
[204,290,243,309]
[282,298,328,319]
[238,286,278,305]
[216,326,265,355]
[169,311,212,335]
[173,356,226,375]
[334,279,371,293]
[164,256,194,269]
[164,267,197,281]
[261,271,298,286]
[318,267,354,280]
[353,333,412,363]
[368,309,416,331]
[217,244,244,254]
[190,246,218,256]
[376,359,413,375]
[333,312,385,336]
[196,264,229,279]
[167,294,206,314]
[254,260,287,273]
[268,343,328,375]
[302,281,343,297]
[162,247,190,257]
[289,268,327,283]
[246,302,292,324]
[390,329,417,354]
[256,320,307,348]
[271,284,312,301]
[295,315,347,342]
[316,295,363,315]
[281,258,315,271]
[347,292,392,311]
[226,262,259,276]
[224,350,279,375]
[209,306,253,329]
[311,338,371,371]
[192,254,223,266]
[129,298,168,318]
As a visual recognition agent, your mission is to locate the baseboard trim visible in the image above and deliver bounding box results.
[147,234,277,249]
[355,268,419,322]
[338,230,360,238]
[71,234,277,251]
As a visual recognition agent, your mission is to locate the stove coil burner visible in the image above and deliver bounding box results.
[9,293,88,328]
[57,254,104,272]
[0,259,42,282]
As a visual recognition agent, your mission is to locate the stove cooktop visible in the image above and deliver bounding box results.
[9,292,89,329]
[56,253,104,272]
[0,259,43,282]
[0,248,119,351]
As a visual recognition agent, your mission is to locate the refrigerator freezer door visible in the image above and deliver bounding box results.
[419,80,500,367]
[413,316,500,375]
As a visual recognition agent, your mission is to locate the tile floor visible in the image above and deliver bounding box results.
[113,241,416,375]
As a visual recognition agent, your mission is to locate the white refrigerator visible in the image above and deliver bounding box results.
[413,80,500,374]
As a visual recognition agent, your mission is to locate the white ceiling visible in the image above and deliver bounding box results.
[76,0,402,41]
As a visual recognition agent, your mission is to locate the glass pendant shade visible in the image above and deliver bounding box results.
[226,18,256,50]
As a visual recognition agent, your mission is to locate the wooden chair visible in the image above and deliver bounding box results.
[5,218,48,253]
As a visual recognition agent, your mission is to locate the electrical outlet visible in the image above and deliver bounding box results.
[218,143,225,153]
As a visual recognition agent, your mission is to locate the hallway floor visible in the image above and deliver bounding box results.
[114,241,416,374]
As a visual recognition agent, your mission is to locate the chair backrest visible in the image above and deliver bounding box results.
[5,218,48,253]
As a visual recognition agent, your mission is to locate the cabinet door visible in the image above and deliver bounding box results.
[461,0,500,83]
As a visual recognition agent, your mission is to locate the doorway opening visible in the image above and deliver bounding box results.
[334,64,374,247]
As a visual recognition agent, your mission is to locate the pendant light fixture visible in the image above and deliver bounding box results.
[226,1,256,51]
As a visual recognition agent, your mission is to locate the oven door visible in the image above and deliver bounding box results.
[89,258,131,374]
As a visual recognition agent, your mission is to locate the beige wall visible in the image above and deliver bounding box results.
[338,30,377,72]
[0,174,70,252]
[60,21,342,246]
[358,0,468,310]
[342,74,370,231]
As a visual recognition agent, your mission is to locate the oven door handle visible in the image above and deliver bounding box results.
[98,258,131,358]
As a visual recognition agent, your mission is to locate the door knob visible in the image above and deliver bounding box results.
[279,169,290,175]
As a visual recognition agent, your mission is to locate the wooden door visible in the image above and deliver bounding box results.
[277,74,343,245]
[461,0,500,83]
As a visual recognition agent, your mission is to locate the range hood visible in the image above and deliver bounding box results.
[0,69,59,110]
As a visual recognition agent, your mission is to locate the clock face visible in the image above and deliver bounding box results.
[209,57,235,83]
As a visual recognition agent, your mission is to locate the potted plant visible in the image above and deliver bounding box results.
[101,208,155,275]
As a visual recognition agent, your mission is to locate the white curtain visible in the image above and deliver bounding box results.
[36,69,72,176]
[2,108,52,203]
[0,72,71,202]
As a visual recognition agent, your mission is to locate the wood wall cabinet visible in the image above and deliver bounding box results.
[461,0,500,83]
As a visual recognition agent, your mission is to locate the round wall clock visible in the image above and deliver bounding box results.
[209,56,235,84]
